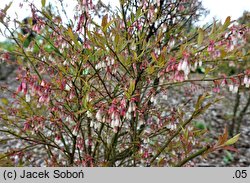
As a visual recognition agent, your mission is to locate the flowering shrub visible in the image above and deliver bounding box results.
[223,12,250,136]
[0,0,249,166]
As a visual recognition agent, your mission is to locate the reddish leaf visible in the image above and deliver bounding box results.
[218,127,228,145]
[101,14,108,28]
[222,146,239,153]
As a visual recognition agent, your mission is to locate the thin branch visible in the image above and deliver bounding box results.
[174,145,210,167]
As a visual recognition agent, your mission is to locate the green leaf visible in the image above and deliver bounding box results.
[128,80,135,93]
[195,93,208,111]
[1,98,9,105]
[67,27,79,46]
[23,36,32,48]
[42,9,52,21]
[113,85,119,95]
[83,97,88,109]
[44,44,54,52]
[41,0,46,7]
[225,133,240,146]
[0,154,14,167]
[222,16,231,30]
[76,108,86,115]
[33,44,39,53]
[125,91,130,99]
[82,68,89,75]
[126,79,135,99]
[104,19,115,32]
[204,67,215,75]
[146,65,155,74]
[194,121,207,130]
[114,34,119,47]
[197,28,204,45]
[136,7,142,19]
[130,13,134,24]
[209,19,217,39]
[195,102,212,117]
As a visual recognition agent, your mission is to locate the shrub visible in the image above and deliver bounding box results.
[0,0,249,166]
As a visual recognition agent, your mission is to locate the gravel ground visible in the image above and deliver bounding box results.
[165,84,250,167]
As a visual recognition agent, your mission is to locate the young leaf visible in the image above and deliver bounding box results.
[222,146,239,153]
[222,16,231,30]
[146,65,155,74]
[104,19,115,32]
[67,27,79,46]
[102,14,108,28]
[225,133,240,146]
[209,19,217,39]
[42,9,52,20]
[126,79,136,99]
[151,52,157,62]
[197,28,204,45]
[195,93,208,111]
[41,0,46,7]
[67,27,75,40]
[129,79,135,93]
[218,127,229,145]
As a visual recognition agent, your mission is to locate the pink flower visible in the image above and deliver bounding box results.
[16,82,28,94]
[40,80,46,87]
[72,125,79,136]
[38,95,50,104]
[213,87,220,93]
[208,40,215,52]
[55,134,61,142]
[243,75,248,84]
[128,101,136,113]
[32,24,41,34]
[17,84,22,93]
[76,137,84,150]
[220,79,226,87]
[246,79,250,88]
[22,82,27,94]
[243,75,250,88]
[23,121,30,131]
[142,150,149,158]
[1,52,11,61]
[173,71,185,82]
[95,109,103,121]
[111,118,119,128]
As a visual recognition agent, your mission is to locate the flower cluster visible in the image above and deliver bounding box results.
[16,73,51,106]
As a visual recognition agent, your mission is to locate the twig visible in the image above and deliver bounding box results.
[174,145,210,167]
